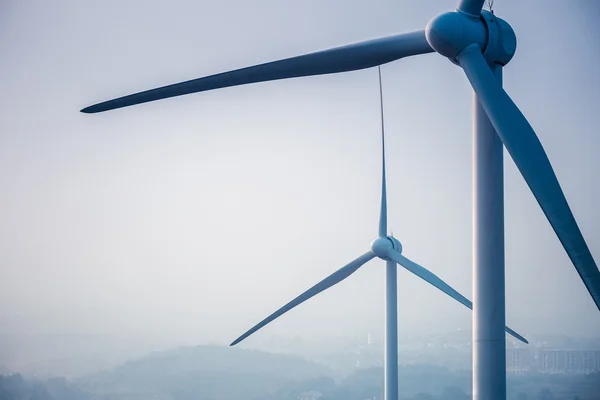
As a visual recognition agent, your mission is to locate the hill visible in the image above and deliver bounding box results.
[76,345,335,399]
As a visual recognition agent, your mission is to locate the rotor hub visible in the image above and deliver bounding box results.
[370,236,403,260]
[425,10,516,66]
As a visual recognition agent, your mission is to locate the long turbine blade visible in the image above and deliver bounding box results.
[456,0,486,16]
[81,31,433,113]
[387,250,528,344]
[378,66,387,238]
[457,45,600,312]
[230,251,376,346]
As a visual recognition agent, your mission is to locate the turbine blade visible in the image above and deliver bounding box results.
[456,0,486,16]
[387,250,528,344]
[377,66,388,238]
[457,45,600,312]
[81,31,433,113]
[230,251,376,346]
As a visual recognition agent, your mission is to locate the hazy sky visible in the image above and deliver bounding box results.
[1,0,599,347]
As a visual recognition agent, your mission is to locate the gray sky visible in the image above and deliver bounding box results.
[1,0,599,347]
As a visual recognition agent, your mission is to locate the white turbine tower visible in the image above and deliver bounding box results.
[81,1,600,398]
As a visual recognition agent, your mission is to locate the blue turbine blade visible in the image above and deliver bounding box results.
[230,251,375,346]
[458,45,600,312]
[81,31,432,113]
[389,250,529,344]
[457,0,486,16]
[378,66,388,238]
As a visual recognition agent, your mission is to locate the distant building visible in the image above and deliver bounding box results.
[537,350,600,374]
[506,348,600,375]
[506,348,531,375]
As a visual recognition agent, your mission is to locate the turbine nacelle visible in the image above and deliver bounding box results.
[426,10,516,65]
[370,236,403,260]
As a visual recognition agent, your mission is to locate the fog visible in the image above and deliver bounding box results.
[1,0,599,373]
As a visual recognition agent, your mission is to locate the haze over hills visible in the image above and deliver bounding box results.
[2,344,599,400]
[76,345,335,400]
[86,345,334,381]
[0,333,183,379]
[3,330,600,380]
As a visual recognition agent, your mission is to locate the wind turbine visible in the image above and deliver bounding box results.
[231,67,529,400]
[80,1,600,398]
[226,67,527,400]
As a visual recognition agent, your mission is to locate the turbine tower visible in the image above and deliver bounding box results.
[80,1,600,398]
[225,67,526,400]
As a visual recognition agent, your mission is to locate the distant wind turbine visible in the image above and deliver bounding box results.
[228,67,527,400]
[81,1,600,398]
